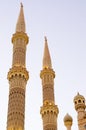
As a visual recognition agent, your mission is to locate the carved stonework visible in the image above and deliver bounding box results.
[40,39,59,130]
[7,4,29,130]
[7,66,29,81]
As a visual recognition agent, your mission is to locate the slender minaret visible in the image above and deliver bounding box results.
[74,93,86,130]
[40,37,59,130]
[7,3,29,130]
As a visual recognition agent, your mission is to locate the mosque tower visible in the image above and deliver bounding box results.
[40,37,59,130]
[74,93,86,130]
[7,3,29,130]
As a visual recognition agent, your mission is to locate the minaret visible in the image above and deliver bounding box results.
[40,37,59,130]
[74,93,86,130]
[7,3,29,130]
[64,113,73,130]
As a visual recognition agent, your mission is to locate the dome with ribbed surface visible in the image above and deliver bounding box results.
[73,92,85,111]
[64,113,73,123]
[74,92,85,101]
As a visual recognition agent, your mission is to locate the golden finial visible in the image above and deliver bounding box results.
[77,92,80,95]
[44,36,47,42]
[20,2,23,7]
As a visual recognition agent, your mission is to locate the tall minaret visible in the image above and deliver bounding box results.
[40,37,59,130]
[7,3,29,130]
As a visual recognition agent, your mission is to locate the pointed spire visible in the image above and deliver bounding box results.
[43,36,52,69]
[16,3,26,32]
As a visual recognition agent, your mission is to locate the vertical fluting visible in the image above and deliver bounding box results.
[7,4,29,130]
[12,38,26,67]
[41,68,55,104]
[40,37,59,130]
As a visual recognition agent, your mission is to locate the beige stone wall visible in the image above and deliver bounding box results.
[41,69,55,104]
[43,84,54,103]
[7,87,26,130]
[43,111,57,130]
[12,39,26,67]
[77,109,86,130]
[78,117,86,130]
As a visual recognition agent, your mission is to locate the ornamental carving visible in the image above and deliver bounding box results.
[12,32,29,45]
[7,66,29,81]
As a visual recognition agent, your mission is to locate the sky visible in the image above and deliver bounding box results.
[0,0,86,130]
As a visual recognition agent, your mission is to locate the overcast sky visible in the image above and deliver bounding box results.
[0,1,86,130]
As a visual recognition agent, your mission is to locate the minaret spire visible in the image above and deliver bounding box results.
[7,4,29,130]
[43,36,52,69]
[16,3,26,32]
[40,38,59,130]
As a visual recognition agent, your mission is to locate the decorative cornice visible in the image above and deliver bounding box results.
[75,104,85,111]
[40,67,55,79]
[7,66,29,81]
[12,32,29,45]
[40,102,59,117]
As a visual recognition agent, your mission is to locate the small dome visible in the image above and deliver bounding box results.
[73,92,85,111]
[64,113,73,123]
[74,92,85,101]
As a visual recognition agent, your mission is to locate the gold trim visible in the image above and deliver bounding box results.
[7,66,29,81]
[40,103,59,117]
[64,121,72,126]
[12,32,29,45]
[40,68,55,79]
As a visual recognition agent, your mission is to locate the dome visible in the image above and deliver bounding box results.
[64,113,73,123]
[73,92,85,111]
[74,92,85,101]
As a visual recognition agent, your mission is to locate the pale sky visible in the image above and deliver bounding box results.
[0,1,86,130]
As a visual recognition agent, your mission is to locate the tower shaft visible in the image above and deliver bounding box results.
[40,38,59,130]
[7,4,29,130]
[40,68,55,104]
